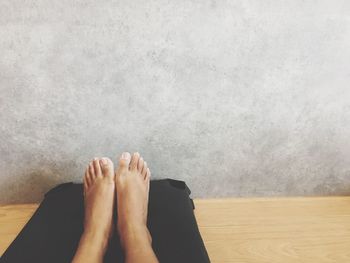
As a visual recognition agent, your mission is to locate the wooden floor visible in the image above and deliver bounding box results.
[1,197,350,262]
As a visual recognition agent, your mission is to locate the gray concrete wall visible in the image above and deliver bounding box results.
[1,0,350,203]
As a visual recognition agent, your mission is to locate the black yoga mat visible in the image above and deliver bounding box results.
[0,179,210,263]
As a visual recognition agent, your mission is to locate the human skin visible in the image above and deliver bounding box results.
[72,152,158,263]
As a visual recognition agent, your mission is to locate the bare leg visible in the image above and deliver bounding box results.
[115,152,159,263]
[72,158,115,263]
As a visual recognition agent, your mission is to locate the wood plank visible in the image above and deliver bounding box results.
[1,197,350,262]
[0,204,38,256]
[194,197,350,263]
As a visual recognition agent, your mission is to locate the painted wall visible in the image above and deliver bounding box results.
[1,0,350,203]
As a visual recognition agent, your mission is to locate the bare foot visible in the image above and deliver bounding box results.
[83,157,115,243]
[115,152,158,263]
[72,157,115,263]
[115,152,151,243]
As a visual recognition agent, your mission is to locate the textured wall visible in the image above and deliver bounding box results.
[1,0,350,203]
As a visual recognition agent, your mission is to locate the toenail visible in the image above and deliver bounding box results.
[121,152,129,159]
[100,158,108,165]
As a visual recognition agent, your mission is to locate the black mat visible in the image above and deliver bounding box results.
[0,179,210,263]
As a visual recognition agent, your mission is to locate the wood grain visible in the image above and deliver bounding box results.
[1,197,350,262]
[194,197,350,263]
[0,204,38,256]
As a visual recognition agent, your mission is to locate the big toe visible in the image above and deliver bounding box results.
[117,152,131,171]
[99,157,114,179]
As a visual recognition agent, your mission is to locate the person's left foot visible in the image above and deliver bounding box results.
[82,157,115,252]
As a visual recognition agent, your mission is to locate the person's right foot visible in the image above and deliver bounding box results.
[115,152,152,248]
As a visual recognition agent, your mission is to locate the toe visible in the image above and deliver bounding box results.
[99,157,114,179]
[137,157,144,173]
[118,152,131,170]
[93,158,102,178]
[141,161,148,179]
[89,162,95,180]
[84,167,90,188]
[130,152,140,171]
[145,168,151,190]
[146,168,151,180]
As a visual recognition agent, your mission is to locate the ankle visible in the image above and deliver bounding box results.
[72,231,109,263]
[118,223,152,249]
[81,230,109,252]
